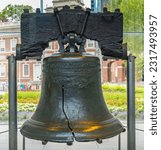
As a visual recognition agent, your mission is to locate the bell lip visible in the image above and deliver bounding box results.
[74,126,125,142]
[20,119,74,143]
[20,127,124,143]
[73,117,125,142]
[20,127,74,143]
[20,118,124,143]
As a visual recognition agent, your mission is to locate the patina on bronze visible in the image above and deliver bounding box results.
[20,53,124,143]
[19,6,126,145]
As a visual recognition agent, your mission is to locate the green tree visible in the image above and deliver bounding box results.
[119,0,144,32]
[0,4,33,22]
[119,0,144,81]
[106,0,122,11]
[107,0,144,32]
[107,0,144,81]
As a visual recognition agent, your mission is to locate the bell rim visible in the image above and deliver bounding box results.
[20,118,125,143]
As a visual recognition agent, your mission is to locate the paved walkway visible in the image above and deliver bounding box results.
[0,121,144,150]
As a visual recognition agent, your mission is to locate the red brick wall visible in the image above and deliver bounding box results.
[0,37,126,84]
[102,60,126,83]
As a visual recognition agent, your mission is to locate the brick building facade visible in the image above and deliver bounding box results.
[0,21,126,91]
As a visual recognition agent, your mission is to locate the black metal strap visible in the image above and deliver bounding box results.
[54,8,65,37]
[80,8,91,37]
[54,8,91,53]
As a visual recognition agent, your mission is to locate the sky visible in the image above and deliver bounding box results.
[0,0,91,11]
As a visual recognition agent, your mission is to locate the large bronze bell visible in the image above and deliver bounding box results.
[20,53,124,144]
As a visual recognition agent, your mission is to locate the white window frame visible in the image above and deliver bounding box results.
[46,42,52,50]
[10,39,17,52]
[0,55,6,60]
[23,64,30,77]
[54,41,59,50]
[33,63,42,81]
[86,39,95,49]
[0,40,5,52]
[115,67,118,78]
[0,63,6,77]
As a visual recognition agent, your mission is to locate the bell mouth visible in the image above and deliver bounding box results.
[20,119,74,143]
[20,117,124,143]
[20,54,125,145]
[73,118,125,142]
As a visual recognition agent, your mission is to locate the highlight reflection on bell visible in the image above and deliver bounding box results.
[20,53,125,143]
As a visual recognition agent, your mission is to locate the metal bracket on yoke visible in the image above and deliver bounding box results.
[54,8,90,53]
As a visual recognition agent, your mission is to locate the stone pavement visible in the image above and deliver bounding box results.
[0,121,144,150]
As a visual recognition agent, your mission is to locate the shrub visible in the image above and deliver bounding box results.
[103,85,144,112]
[102,84,126,92]
[0,85,144,113]
[104,92,127,107]
[102,84,144,94]
[0,103,8,112]
[3,92,40,104]
[0,94,3,99]
[0,103,37,112]
[18,103,37,112]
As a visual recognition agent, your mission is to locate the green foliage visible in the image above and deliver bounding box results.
[135,55,144,81]
[0,103,37,113]
[0,94,3,100]
[119,0,144,81]
[2,92,40,104]
[0,12,7,22]
[107,0,144,32]
[106,0,144,81]
[106,0,122,11]
[0,4,33,22]
[102,84,144,93]
[0,103,8,112]
[0,85,144,113]
[119,0,144,32]
[18,103,37,112]
[102,84,126,92]
[102,84,144,113]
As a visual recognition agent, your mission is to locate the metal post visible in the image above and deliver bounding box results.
[8,54,17,150]
[118,134,121,150]
[23,136,25,150]
[127,54,136,150]
[40,0,43,13]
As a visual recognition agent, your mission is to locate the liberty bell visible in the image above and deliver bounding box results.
[19,6,126,145]
[21,37,125,145]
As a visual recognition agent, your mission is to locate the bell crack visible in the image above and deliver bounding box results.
[62,85,76,141]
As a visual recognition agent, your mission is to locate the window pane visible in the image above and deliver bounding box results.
[11,39,17,51]
[23,65,29,76]
[87,39,95,48]
[33,64,42,81]
[46,42,52,50]
[54,41,59,50]
[0,40,5,52]
[0,64,6,77]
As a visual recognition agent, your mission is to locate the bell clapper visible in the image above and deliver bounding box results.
[96,139,103,144]
[122,128,126,132]
[42,140,48,145]
[67,142,73,146]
